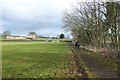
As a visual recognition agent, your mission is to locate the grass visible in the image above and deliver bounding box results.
[2,41,117,78]
[2,42,73,78]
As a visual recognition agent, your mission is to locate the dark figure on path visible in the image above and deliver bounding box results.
[77,42,80,49]
[74,40,80,49]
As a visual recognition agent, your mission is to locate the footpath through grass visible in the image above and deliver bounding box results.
[75,47,118,78]
[2,42,73,78]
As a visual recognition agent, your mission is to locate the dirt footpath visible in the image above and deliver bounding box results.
[72,47,118,78]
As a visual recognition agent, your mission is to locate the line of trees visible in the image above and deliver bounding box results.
[63,1,120,50]
[0,31,11,39]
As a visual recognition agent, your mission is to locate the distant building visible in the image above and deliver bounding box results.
[26,34,36,39]
[7,34,36,39]
[6,35,26,39]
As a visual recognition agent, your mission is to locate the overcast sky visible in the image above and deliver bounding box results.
[1,0,114,37]
[0,0,79,37]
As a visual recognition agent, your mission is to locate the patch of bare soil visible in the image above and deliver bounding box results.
[73,47,118,78]
[67,48,89,80]
[57,48,89,79]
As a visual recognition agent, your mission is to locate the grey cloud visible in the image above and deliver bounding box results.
[1,0,75,36]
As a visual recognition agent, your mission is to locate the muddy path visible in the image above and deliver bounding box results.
[72,46,118,78]
[72,53,88,78]
[70,47,89,79]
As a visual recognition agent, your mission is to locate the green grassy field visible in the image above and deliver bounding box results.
[2,42,73,78]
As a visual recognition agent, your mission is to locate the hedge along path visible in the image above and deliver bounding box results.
[72,46,118,78]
